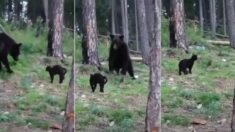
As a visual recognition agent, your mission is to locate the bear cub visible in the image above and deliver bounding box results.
[108,34,135,79]
[178,54,197,75]
[0,33,22,73]
[90,73,108,93]
[46,65,67,84]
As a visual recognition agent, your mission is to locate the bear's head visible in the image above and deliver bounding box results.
[110,34,124,50]
[10,43,22,61]
[191,54,197,61]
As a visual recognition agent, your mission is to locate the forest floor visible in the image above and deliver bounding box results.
[0,24,74,132]
[77,42,235,132]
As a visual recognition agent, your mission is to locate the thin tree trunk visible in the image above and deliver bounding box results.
[169,0,188,52]
[43,0,49,26]
[145,0,161,132]
[111,0,116,34]
[144,0,154,44]
[62,58,75,132]
[136,0,150,65]
[134,0,139,51]
[222,0,227,36]
[199,0,204,33]
[7,0,12,22]
[225,0,235,48]
[121,0,129,43]
[82,0,100,68]
[47,0,64,59]
[209,0,216,38]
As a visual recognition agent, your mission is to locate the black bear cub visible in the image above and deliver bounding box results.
[90,73,108,93]
[108,34,135,79]
[178,54,197,75]
[46,65,67,84]
[0,33,22,73]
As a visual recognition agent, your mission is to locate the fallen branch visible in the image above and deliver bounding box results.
[205,39,230,46]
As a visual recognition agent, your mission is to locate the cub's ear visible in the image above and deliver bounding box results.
[110,34,115,40]
[119,35,124,41]
[18,43,22,47]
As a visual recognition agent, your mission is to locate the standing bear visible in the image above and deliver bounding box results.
[0,33,22,73]
[108,34,135,79]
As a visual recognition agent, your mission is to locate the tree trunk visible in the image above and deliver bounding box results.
[82,0,100,68]
[169,0,188,52]
[144,0,154,44]
[120,0,129,43]
[62,58,75,132]
[145,0,161,132]
[47,0,64,59]
[136,0,150,65]
[225,0,235,48]
[111,0,116,34]
[222,0,227,36]
[43,0,49,26]
[209,0,216,38]
[134,0,139,51]
[7,0,12,22]
[199,0,204,33]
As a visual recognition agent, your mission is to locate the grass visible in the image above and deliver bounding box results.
[0,20,73,131]
[0,18,234,131]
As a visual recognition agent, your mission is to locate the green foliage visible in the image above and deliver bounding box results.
[162,114,190,126]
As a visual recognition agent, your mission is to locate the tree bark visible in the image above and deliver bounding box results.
[134,0,139,51]
[47,0,64,59]
[136,0,150,65]
[7,0,13,22]
[62,58,75,132]
[169,0,188,52]
[209,0,216,38]
[111,0,116,34]
[145,0,161,132]
[43,0,49,26]
[82,0,100,68]
[199,0,204,33]
[225,0,235,48]
[144,0,154,44]
[222,0,227,36]
[120,0,129,43]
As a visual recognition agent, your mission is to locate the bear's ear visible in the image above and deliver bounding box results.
[18,43,22,47]
[119,35,124,41]
[110,34,115,40]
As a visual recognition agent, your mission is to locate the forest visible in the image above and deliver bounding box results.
[0,0,234,132]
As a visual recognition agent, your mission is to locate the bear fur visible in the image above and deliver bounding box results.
[0,33,22,73]
[108,34,135,79]
[90,73,108,92]
[178,54,197,75]
[46,65,67,83]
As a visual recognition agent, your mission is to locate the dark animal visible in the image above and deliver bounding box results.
[90,73,108,92]
[108,34,135,79]
[46,65,67,83]
[178,54,198,75]
[0,33,22,73]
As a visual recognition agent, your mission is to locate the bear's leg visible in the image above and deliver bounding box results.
[99,84,104,92]
[115,67,120,74]
[2,56,12,73]
[127,62,135,79]
[179,69,182,75]
[183,69,188,75]
[0,61,2,71]
[49,73,54,83]
[188,67,192,74]
[59,75,64,83]
[91,84,96,92]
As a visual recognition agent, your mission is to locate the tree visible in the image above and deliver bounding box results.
[209,0,216,38]
[145,0,161,131]
[136,0,150,65]
[82,0,100,68]
[62,58,75,132]
[222,0,227,35]
[120,0,129,43]
[225,0,235,48]
[47,0,64,59]
[43,0,49,25]
[199,0,204,33]
[169,0,188,52]
[111,0,116,34]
